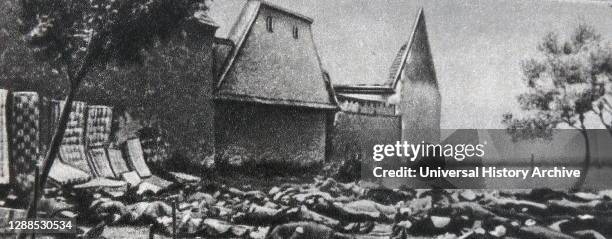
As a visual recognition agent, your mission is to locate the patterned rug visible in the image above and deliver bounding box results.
[38,96,53,154]
[0,90,9,184]
[88,147,115,178]
[51,100,90,173]
[48,160,90,185]
[59,145,92,175]
[9,92,41,182]
[123,138,152,178]
[86,105,112,147]
[50,100,87,146]
[107,148,130,177]
[121,171,142,187]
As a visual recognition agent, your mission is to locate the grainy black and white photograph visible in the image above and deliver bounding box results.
[1,0,612,238]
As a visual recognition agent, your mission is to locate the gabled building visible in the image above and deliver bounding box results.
[333,9,440,146]
[213,0,338,167]
[329,9,440,165]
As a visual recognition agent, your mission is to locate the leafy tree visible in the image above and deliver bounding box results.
[0,0,65,96]
[81,38,216,168]
[503,24,612,191]
[17,0,211,225]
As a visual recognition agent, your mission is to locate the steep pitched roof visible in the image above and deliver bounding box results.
[212,0,259,83]
[213,0,337,110]
[386,43,410,86]
[334,8,431,94]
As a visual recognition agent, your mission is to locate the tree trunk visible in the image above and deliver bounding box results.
[18,30,98,239]
[17,79,83,239]
[602,124,611,169]
[570,129,591,192]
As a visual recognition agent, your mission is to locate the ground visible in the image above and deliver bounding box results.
[102,224,409,239]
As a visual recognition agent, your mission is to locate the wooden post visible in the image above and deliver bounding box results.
[30,168,40,239]
[172,199,177,239]
[33,168,39,215]
[148,224,155,239]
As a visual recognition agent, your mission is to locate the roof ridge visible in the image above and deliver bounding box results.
[214,0,337,110]
[254,0,314,23]
[386,8,425,89]
[226,0,260,46]
[216,0,261,89]
[385,42,409,85]
[334,8,427,93]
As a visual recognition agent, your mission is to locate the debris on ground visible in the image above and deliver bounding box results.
[64,176,612,238]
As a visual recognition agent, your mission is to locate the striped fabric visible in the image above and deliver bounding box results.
[88,147,115,178]
[0,90,9,184]
[121,171,142,187]
[59,145,92,175]
[107,148,130,177]
[51,100,87,146]
[10,92,41,181]
[38,97,53,155]
[48,160,90,185]
[45,99,93,184]
[123,138,151,178]
[52,100,91,174]
[86,105,112,147]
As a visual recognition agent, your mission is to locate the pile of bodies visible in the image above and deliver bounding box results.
[80,177,612,239]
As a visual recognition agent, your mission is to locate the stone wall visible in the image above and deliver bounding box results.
[214,102,328,168]
[331,111,401,164]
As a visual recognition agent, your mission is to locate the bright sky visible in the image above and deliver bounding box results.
[211,0,612,129]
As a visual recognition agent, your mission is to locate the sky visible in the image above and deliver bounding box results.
[210,0,612,129]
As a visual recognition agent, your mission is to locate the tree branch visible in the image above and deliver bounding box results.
[601,98,612,113]
[593,107,612,134]
[19,29,103,239]
[39,30,101,189]
[570,113,590,192]
[561,114,580,130]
